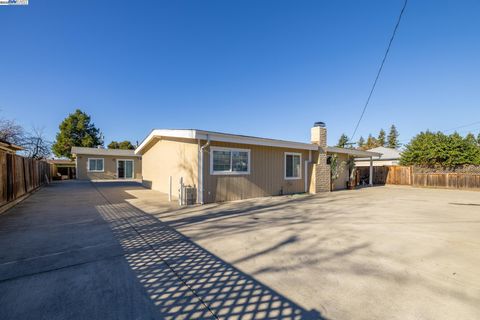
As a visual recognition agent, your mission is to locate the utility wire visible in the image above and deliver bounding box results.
[442,120,480,133]
[397,122,480,145]
[350,0,408,142]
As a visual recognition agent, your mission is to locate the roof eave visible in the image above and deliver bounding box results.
[325,147,383,158]
[135,129,319,154]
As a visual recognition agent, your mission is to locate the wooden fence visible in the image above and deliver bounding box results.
[413,172,480,190]
[356,166,412,186]
[0,151,52,207]
[357,165,480,190]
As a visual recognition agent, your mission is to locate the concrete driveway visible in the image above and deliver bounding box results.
[0,181,320,320]
[1,181,479,319]
[129,185,480,320]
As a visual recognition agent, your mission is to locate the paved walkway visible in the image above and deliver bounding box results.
[0,181,322,320]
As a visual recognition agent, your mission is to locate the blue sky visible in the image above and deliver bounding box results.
[1,0,479,147]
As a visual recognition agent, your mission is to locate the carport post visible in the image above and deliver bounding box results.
[369,156,373,186]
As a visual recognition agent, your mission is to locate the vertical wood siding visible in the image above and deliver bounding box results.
[202,141,310,203]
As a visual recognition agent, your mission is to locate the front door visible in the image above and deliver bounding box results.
[117,160,134,179]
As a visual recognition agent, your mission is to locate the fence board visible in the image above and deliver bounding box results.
[0,150,52,208]
[357,166,480,190]
[0,153,6,206]
[412,171,480,190]
[356,166,411,185]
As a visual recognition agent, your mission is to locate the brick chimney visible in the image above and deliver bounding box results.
[310,121,327,148]
[310,122,330,193]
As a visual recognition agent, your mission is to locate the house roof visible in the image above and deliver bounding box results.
[135,129,320,154]
[0,139,23,152]
[47,159,76,166]
[356,146,401,160]
[71,147,137,157]
[325,146,382,158]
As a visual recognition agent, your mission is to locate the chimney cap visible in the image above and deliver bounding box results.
[313,121,326,128]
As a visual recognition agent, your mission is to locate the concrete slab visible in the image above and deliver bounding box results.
[0,181,320,319]
[0,181,213,320]
[129,185,480,320]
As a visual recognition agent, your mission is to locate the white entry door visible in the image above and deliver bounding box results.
[117,160,134,179]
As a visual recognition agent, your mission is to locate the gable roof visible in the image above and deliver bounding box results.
[135,129,320,154]
[71,147,137,157]
[325,146,382,158]
[357,146,401,160]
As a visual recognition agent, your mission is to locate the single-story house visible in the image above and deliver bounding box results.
[71,147,142,180]
[135,123,381,204]
[355,146,401,167]
[48,159,76,180]
[0,139,23,154]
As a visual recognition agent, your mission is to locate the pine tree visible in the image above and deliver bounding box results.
[465,133,476,145]
[365,134,378,150]
[387,125,400,149]
[52,109,103,159]
[377,129,386,147]
[357,136,365,149]
[336,134,349,148]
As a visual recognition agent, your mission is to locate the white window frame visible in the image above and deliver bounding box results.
[87,158,104,172]
[284,152,302,180]
[210,146,251,175]
[116,159,135,179]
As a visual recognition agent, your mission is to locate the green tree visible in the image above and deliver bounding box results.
[357,136,365,149]
[336,134,349,148]
[52,109,103,159]
[365,134,378,150]
[108,140,135,150]
[377,129,386,147]
[387,125,400,149]
[465,133,477,146]
[477,133,480,145]
[400,131,480,167]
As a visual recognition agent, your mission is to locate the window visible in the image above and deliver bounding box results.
[117,159,134,179]
[88,158,104,172]
[211,147,250,175]
[285,152,301,179]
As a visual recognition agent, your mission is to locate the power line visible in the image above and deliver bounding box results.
[350,0,408,142]
[442,120,480,133]
[397,122,480,145]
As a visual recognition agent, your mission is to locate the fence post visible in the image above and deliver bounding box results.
[23,158,28,194]
[409,166,412,185]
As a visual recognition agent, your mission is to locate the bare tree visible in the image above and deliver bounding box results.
[22,127,52,160]
[0,118,25,145]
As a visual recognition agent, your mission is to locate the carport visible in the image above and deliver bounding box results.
[325,147,382,188]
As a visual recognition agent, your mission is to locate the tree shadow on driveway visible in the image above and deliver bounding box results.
[94,184,326,320]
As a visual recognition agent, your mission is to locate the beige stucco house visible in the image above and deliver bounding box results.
[135,123,380,204]
[71,147,142,180]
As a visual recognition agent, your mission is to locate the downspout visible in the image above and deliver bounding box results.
[304,150,312,193]
[199,136,210,204]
